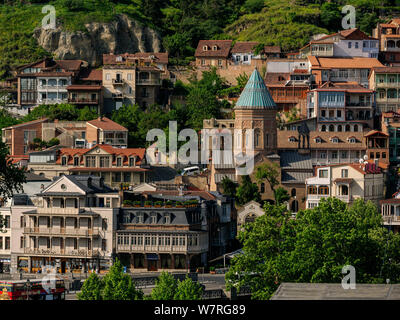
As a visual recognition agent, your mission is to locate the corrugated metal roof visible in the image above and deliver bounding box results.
[235,69,277,110]
[279,151,313,170]
[281,171,313,184]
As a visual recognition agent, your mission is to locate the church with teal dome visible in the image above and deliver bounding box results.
[234,68,278,155]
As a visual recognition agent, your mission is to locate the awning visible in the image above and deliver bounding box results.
[146,253,159,261]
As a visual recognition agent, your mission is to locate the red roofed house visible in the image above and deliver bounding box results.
[299,28,379,59]
[16,58,87,112]
[306,161,385,209]
[28,144,149,188]
[308,56,384,87]
[67,67,103,115]
[373,19,400,65]
[86,116,128,148]
[102,53,164,111]
[195,40,233,69]
[1,118,49,155]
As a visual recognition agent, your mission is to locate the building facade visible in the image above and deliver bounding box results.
[306,162,385,209]
[10,175,119,274]
[27,144,149,188]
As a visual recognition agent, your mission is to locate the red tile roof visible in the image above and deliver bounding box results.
[231,41,259,54]
[55,60,84,71]
[264,46,281,53]
[309,56,384,69]
[78,68,103,81]
[3,118,48,130]
[57,144,146,166]
[195,40,232,58]
[103,52,168,65]
[87,117,128,131]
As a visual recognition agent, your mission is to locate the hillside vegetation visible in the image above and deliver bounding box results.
[1,0,400,78]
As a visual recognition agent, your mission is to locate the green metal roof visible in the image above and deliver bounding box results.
[235,68,277,110]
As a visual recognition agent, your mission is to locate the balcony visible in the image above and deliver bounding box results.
[306,194,330,201]
[24,227,102,237]
[37,98,67,104]
[383,215,400,225]
[116,243,208,254]
[112,93,124,99]
[335,195,351,202]
[345,102,373,108]
[112,79,124,86]
[36,207,81,215]
[104,138,127,146]
[136,79,161,85]
[24,248,103,257]
[68,98,99,104]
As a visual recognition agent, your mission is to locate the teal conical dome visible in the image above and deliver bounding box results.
[235,68,276,110]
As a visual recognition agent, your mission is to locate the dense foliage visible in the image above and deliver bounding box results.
[78,259,143,300]
[0,0,396,78]
[226,198,400,300]
[147,272,204,300]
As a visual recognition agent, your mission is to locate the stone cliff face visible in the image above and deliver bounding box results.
[33,14,162,66]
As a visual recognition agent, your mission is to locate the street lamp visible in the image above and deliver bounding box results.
[24,279,31,301]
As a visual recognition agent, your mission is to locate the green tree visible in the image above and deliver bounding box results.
[0,141,26,201]
[236,175,261,205]
[77,272,103,300]
[320,2,341,31]
[149,271,178,300]
[226,198,400,300]
[255,162,280,200]
[174,276,204,300]
[221,176,238,198]
[102,259,143,300]
[274,187,290,206]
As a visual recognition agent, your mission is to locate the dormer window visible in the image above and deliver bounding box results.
[331,137,339,143]
[315,137,322,143]
[289,136,296,142]
[203,46,208,51]
[212,45,217,51]
[116,157,122,167]
[61,156,67,166]
[150,212,157,224]
[129,156,136,167]
[164,213,171,224]
[348,137,356,143]
[136,213,144,224]
[73,156,79,166]
[116,56,122,62]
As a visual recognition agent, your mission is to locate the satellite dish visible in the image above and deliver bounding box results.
[363,155,369,160]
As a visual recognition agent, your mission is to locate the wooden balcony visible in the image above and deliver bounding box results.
[23,248,104,257]
[24,227,102,237]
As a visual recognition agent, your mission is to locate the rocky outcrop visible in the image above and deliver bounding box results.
[33,14,162,66]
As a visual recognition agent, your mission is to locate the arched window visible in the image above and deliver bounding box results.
[291,188,296,197]
[321,125,326,132]
[260,183,265,193]
[291,200,299,213]
[245,213,257,224]
[337,125,342,132]
[308,186,317,194]
[340,185,349,195]
[255,130,260,147]
[329,124,334,132]
[354,124,358,132]
[318,185,329,195]
[345,124,351,132]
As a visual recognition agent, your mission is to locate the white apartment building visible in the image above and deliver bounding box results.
[305,162,385,209]
[36,74,72,105]
[10,175,120,274]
